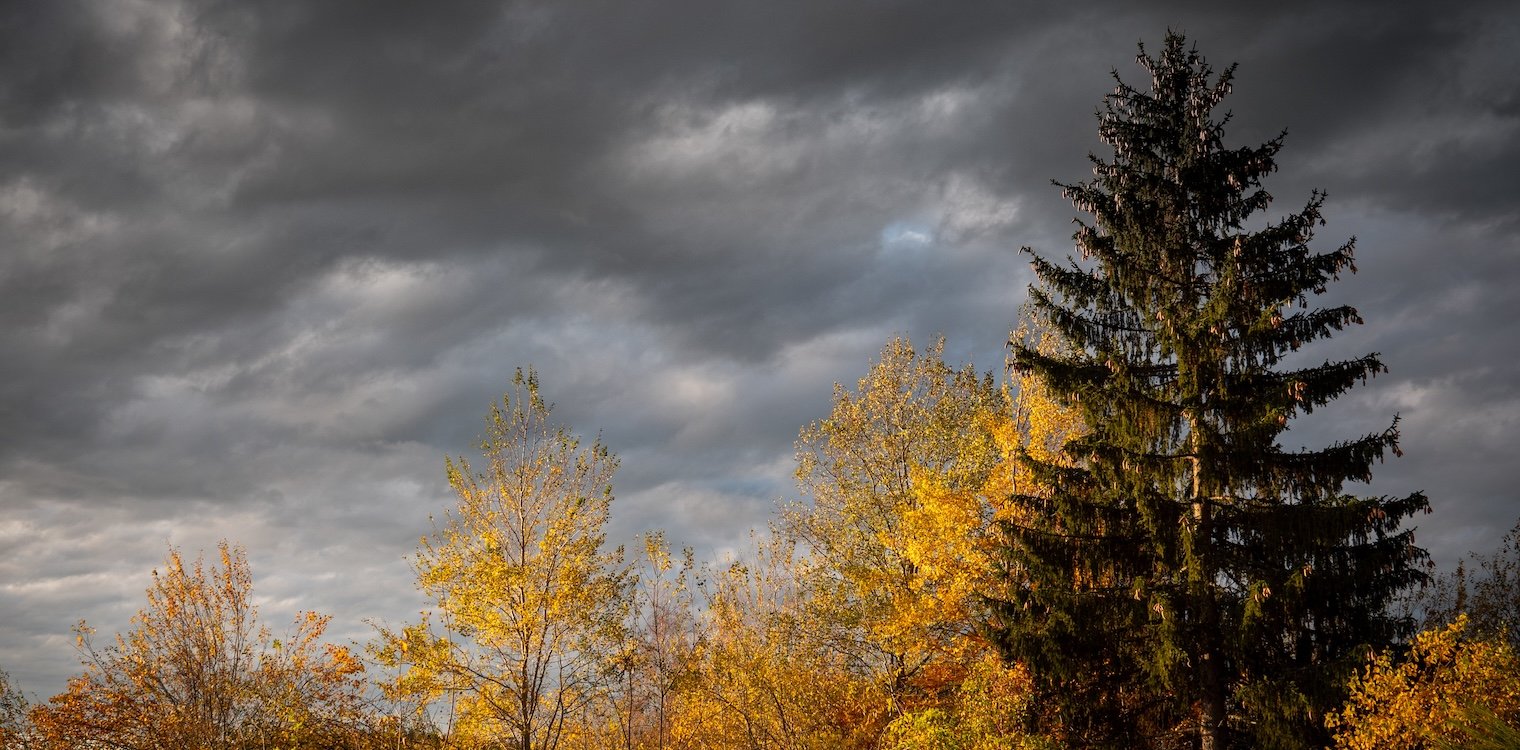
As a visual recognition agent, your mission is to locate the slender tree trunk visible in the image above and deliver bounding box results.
[1191,421,1226,750]
[1193,500,1226,750]
[1198,621,1226,750]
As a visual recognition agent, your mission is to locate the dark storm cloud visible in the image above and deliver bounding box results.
[2,0,1517,697]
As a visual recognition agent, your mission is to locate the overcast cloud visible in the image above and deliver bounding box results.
[3,0,1517,698]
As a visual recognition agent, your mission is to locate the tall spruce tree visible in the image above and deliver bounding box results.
[989,33,1429,750]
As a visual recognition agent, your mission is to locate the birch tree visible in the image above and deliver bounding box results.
[375,368,630,750]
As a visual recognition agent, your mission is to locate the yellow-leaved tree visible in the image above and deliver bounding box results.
[0,667,35,749]
[1327,614,1520,750]
[374,367,631,750]
[898,326,1084,645]
[786,335,1011,723]
[602,531,699,750]
[29,542,369,749]
[668,535,879,749]
[881,326,1081,749]
[879,653,1054,750]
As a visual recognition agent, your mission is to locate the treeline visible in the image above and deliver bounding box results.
[0,340,1058,749]
[6,31,1520,750]
[3,343,1518,749]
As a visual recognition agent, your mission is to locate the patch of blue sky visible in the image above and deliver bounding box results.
[879,221,936,261]
[881,221,933,246]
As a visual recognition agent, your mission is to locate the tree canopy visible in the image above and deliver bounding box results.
[374,368,631,750]
[29,543,370,749]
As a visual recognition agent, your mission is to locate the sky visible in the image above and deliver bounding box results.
[3,0,1518,699]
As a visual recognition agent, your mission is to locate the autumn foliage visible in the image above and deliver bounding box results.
[669,537,879,749]
[787,336,1005,700]
[28,543,372,749]
[373,367,630,750]
[6,336,1497,749]
[1328,615,1520,749]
